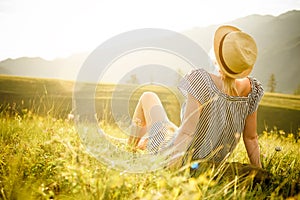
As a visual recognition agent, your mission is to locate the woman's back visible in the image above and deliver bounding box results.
[178,68,264,163]
[209,73,252,98]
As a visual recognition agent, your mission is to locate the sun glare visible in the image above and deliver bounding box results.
[0,0,299,61]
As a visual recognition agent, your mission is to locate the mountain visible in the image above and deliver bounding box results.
[0,10,299,93]
[183,10,300,94]
[0,53,88,80]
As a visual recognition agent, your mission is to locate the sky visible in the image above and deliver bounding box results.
[0,0,300,61]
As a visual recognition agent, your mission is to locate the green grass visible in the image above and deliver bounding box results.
[0,108,299,199]
[0,75,300,199]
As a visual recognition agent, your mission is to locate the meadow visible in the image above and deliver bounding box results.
[0,75,300,199]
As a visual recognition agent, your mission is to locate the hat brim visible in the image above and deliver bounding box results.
[214,25,252,79]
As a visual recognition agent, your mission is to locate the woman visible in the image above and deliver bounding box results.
[127,25,264,168]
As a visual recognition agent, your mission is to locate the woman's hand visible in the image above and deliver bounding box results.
[137,138,148,150]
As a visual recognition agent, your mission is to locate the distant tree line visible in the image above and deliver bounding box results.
[267,73,299,95]
[267,73,276,93]
[294,84,300,95]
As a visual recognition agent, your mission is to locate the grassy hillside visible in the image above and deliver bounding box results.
[0,75,300,199]
[261,92,300,111]
[0,75,299,133]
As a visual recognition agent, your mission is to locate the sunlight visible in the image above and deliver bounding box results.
[0,0,299,61]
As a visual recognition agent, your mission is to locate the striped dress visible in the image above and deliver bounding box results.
[177,68,264,163]
[147,68,264,164]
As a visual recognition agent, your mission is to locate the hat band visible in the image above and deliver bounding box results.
[219,34,238,75]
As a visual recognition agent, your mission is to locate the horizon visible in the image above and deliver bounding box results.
[0,9,299,63]
[0,0,300,61]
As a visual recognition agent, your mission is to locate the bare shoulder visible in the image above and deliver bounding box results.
[207,73,223,89]
[207,72,252,97]
[236,78,251,97]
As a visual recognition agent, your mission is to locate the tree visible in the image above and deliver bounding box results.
[126,74,139,85]
[294,84,300,95]
[267,73,276,93]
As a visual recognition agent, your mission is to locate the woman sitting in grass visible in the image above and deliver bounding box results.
[128,25,264,168]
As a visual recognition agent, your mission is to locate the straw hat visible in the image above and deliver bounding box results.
[214,25,258,79]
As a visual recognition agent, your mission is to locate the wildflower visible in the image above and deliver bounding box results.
[263,154,267,158]
[68,114,74,121]
[191,162,199,169]
[275,146,282,152]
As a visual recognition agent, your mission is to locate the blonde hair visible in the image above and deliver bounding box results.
[221,74,239,96]
[210,47,239,96]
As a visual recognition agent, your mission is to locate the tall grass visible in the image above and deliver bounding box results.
[0,106,299,199]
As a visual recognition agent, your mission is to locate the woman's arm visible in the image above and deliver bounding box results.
[243,111,262,168]
[171,93,202,159]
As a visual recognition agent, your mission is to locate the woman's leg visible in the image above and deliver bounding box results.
[128,92,170,149]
